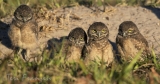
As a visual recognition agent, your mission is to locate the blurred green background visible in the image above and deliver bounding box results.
[0,0,160,18]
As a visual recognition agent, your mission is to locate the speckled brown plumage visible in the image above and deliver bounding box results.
[8,5,38,61]
[83,22,114,66]
[116,21,150,61]
[48,27,87,62]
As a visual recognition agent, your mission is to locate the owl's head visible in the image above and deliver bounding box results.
[68,27,87,47]
[118,21,140,37]
[14,5,33,23]
[88,22,109,41]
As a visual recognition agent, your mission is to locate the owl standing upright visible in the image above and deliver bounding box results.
[83,22,114,66]
[8,5,38,61]
[48,27,87,62]
[116,21,150,61]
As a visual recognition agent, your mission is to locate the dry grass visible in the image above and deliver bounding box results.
[1,0,160,17]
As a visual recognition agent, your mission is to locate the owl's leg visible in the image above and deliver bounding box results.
[24,49,30,61]
[17,48,22,55]
[17,48,27,61]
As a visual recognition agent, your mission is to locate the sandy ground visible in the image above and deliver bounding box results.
[0,5,160,59]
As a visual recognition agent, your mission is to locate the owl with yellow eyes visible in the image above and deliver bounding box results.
[48,27,87,63]
[82,22,114,66]
[116,21,150,61]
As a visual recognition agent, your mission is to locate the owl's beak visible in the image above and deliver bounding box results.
[75,40,80,45]
[122,32,126,37]
[97,32,101,37]
[119,31,126,37]
[75,41,79,44]
[22,18,26,23]
[75,41,83,46]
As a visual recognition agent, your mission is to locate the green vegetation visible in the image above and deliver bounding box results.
[0,48,160,84]
[0,0,160,17]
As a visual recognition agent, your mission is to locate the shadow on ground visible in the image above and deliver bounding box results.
[109,40,121,63]
[0,21,12,49]
[47,36,68,58]
[143,6,160,19]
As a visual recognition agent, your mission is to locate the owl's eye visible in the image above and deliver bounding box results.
[101,29,106,33]
[80,37,83,40]
[128,29,134,33]
[128,30,132,33]
[69,37,74,41]
[92,30,96,33]
[16,14,24,21]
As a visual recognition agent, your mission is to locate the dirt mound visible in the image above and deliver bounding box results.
[0,5,160,59]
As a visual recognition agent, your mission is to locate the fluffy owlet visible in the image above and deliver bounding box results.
[116,21,150,61]
[8,5,38,61]
[48,27,87,62]
[83,22,114,66]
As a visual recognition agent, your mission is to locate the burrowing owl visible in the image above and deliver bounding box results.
[116,21,150,61]
[8,5,38,61]
[48,27,87,62]
[83,22,114,66]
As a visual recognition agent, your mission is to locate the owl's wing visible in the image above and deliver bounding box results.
[64,41,72,60]
[116,35,125,57]
[131,34,149,50]
[117,43,125,58]
[30,20,39,39]
[131,38,150,57]
[8,23,20,48]
[82,45,89,60]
